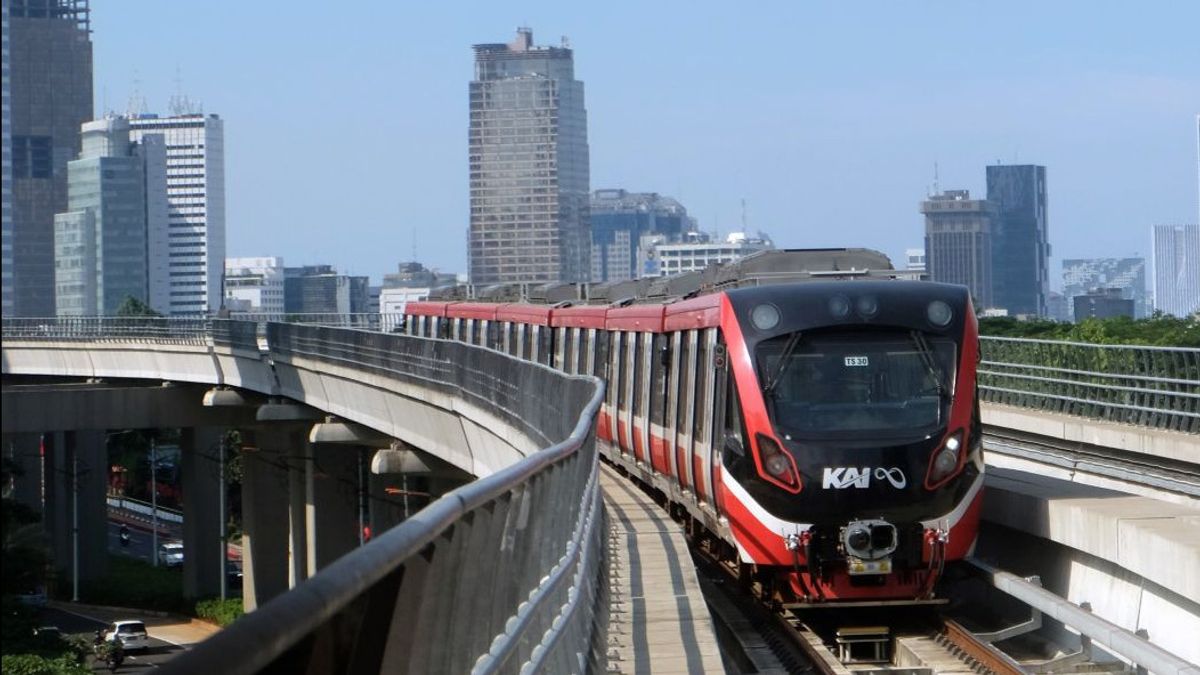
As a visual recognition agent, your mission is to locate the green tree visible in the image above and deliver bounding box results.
[114,295,161,317]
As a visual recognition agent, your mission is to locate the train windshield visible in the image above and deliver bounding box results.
[756,330,957,438]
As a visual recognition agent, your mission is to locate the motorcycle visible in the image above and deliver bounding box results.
[119,525,130,548]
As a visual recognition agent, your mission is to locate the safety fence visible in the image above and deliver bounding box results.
[157,324,607,674]
[0,316,260,352]
[978,336,1200,434]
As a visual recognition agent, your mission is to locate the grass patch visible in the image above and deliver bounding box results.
[195,597,244,626]
[76,555,188,614]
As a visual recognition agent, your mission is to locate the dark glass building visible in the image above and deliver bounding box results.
[986,164,1049,317]
[5,0,93,316]
[284,265,369,314]
[469,28,590,285]
[590,189,691,282]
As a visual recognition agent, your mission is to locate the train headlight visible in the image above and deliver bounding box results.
[828,295,851,319]
[855,295,880,319]
[755,433,800,491]
[928,430,965,484]
[847,528,870,552]
[927,300,953,327]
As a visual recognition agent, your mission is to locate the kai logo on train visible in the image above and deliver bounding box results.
[822,467,907,489]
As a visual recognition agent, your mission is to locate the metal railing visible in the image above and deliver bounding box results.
[0,316,260,352]
[229,311,405,334]
[158,324,607,674]
[979,336,1200,434]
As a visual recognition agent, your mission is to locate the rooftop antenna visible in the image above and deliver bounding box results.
[169,65,199,116]
[411,229,418,262]
[126,70,147,117]
[932,161,940,196]
[740,198,748,232]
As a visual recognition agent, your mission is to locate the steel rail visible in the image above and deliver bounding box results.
[941,619,1026,674]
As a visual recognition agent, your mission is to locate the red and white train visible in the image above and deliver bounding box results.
[400,250,984,603]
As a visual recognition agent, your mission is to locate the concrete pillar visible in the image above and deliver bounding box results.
[288,452,308,589]
[44,431,109,590]
[305,443,361,575]
[181,426,224,599]
[240,427,296,610]
[3,432,44,513]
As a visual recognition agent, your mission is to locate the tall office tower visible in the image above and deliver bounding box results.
[283,265,369,314]
[921,189,994,309]
[469,28,590,285]
[128,113,226,315]
[53,117,167,315]
[1152,224,1200,317]
[1062,258,1147,318]
[5,0,93,316]
[1,5,12,315]
[590,189,692,282]
[987,164,1050,317]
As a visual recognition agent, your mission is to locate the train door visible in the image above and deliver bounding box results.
[636,332,653,469]
[678,330,697,494]
[621,331,636,458]
[628,331,645,463]
[714,333,739,519]
[608,331,622,452]
[665,332,682,485]
[693,327,719,505]
[649,333,669,476]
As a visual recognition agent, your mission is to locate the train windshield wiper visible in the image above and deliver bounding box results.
[763,332,802,397]
[910,330,948,400]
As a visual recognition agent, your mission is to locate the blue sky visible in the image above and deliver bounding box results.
[91,1,1200,287]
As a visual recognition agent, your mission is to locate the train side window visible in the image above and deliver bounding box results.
[609,331,623,412]
[555,327,567,371]
[541,325,554,367]
[582,329,594,375]
[566,328,578,374]
[694,329,710,442]
[630,331,641,423]
[650,333,668,435]
[678,331,694,440]
[595,330,609,380]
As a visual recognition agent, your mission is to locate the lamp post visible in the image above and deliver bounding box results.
[218,435,226,601]
[71,445,79,602]
[150,437,158,567]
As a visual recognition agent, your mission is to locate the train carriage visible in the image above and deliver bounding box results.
[400,253,983,604]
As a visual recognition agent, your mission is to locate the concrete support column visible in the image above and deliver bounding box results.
[305,443,361,576]
[3,432,44,513]
[181,426,224,599]
[287,453,308,589]
[240,427,297,610]
[48,430,109,587]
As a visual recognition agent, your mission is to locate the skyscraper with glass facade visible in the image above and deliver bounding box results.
[590,189,692,282]
[53,116,167,315]
[1152,224,1200,318]
[4,0,93,316]
[128,113,226,315]
[1061,258,1148,318]
[921,189,994,310]
[469,28,590,285]
[987,164,1049,317]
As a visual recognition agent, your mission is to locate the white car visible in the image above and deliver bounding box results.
[158,542,184,567]
[105,620,149,652]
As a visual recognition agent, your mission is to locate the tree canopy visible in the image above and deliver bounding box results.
[979,314,1200,347]
[114,295,161,317]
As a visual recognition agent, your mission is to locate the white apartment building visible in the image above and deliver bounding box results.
[652,232,774,277]
[225,256,285,314]
[129,113,225,315]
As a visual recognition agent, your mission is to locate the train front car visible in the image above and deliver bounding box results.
[718,280,983,603]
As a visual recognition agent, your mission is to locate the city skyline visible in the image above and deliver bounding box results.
[75,3,1200,286]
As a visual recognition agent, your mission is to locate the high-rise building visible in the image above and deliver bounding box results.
[53,116,167,315]
[1072,288,1134,322]
[921,189,994,309]
[652,231,774,277]
[283,265,368,314]
[1,5,12,316]
[590,189,693,282]
[987,164,1049,317]
[225,256,285,314]
[128,113,225,315]
[1061,258,1147,318]
[1152,224,1200,317]
[469,28,590,285]
[5,0,93,316]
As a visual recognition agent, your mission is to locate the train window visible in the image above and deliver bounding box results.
[756,330,957,438]
[609,331,622,414]
[555,327,567,371]
[665,332,681,444]
[566,328,578,374]
[595,330,609,380]
[678,331,695,483]
[650,333,668,435]
[517,325,528,360]
[540,325,554,367]
[581,329,593,375]
[630,332,642,428]
[694,329,710,443]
